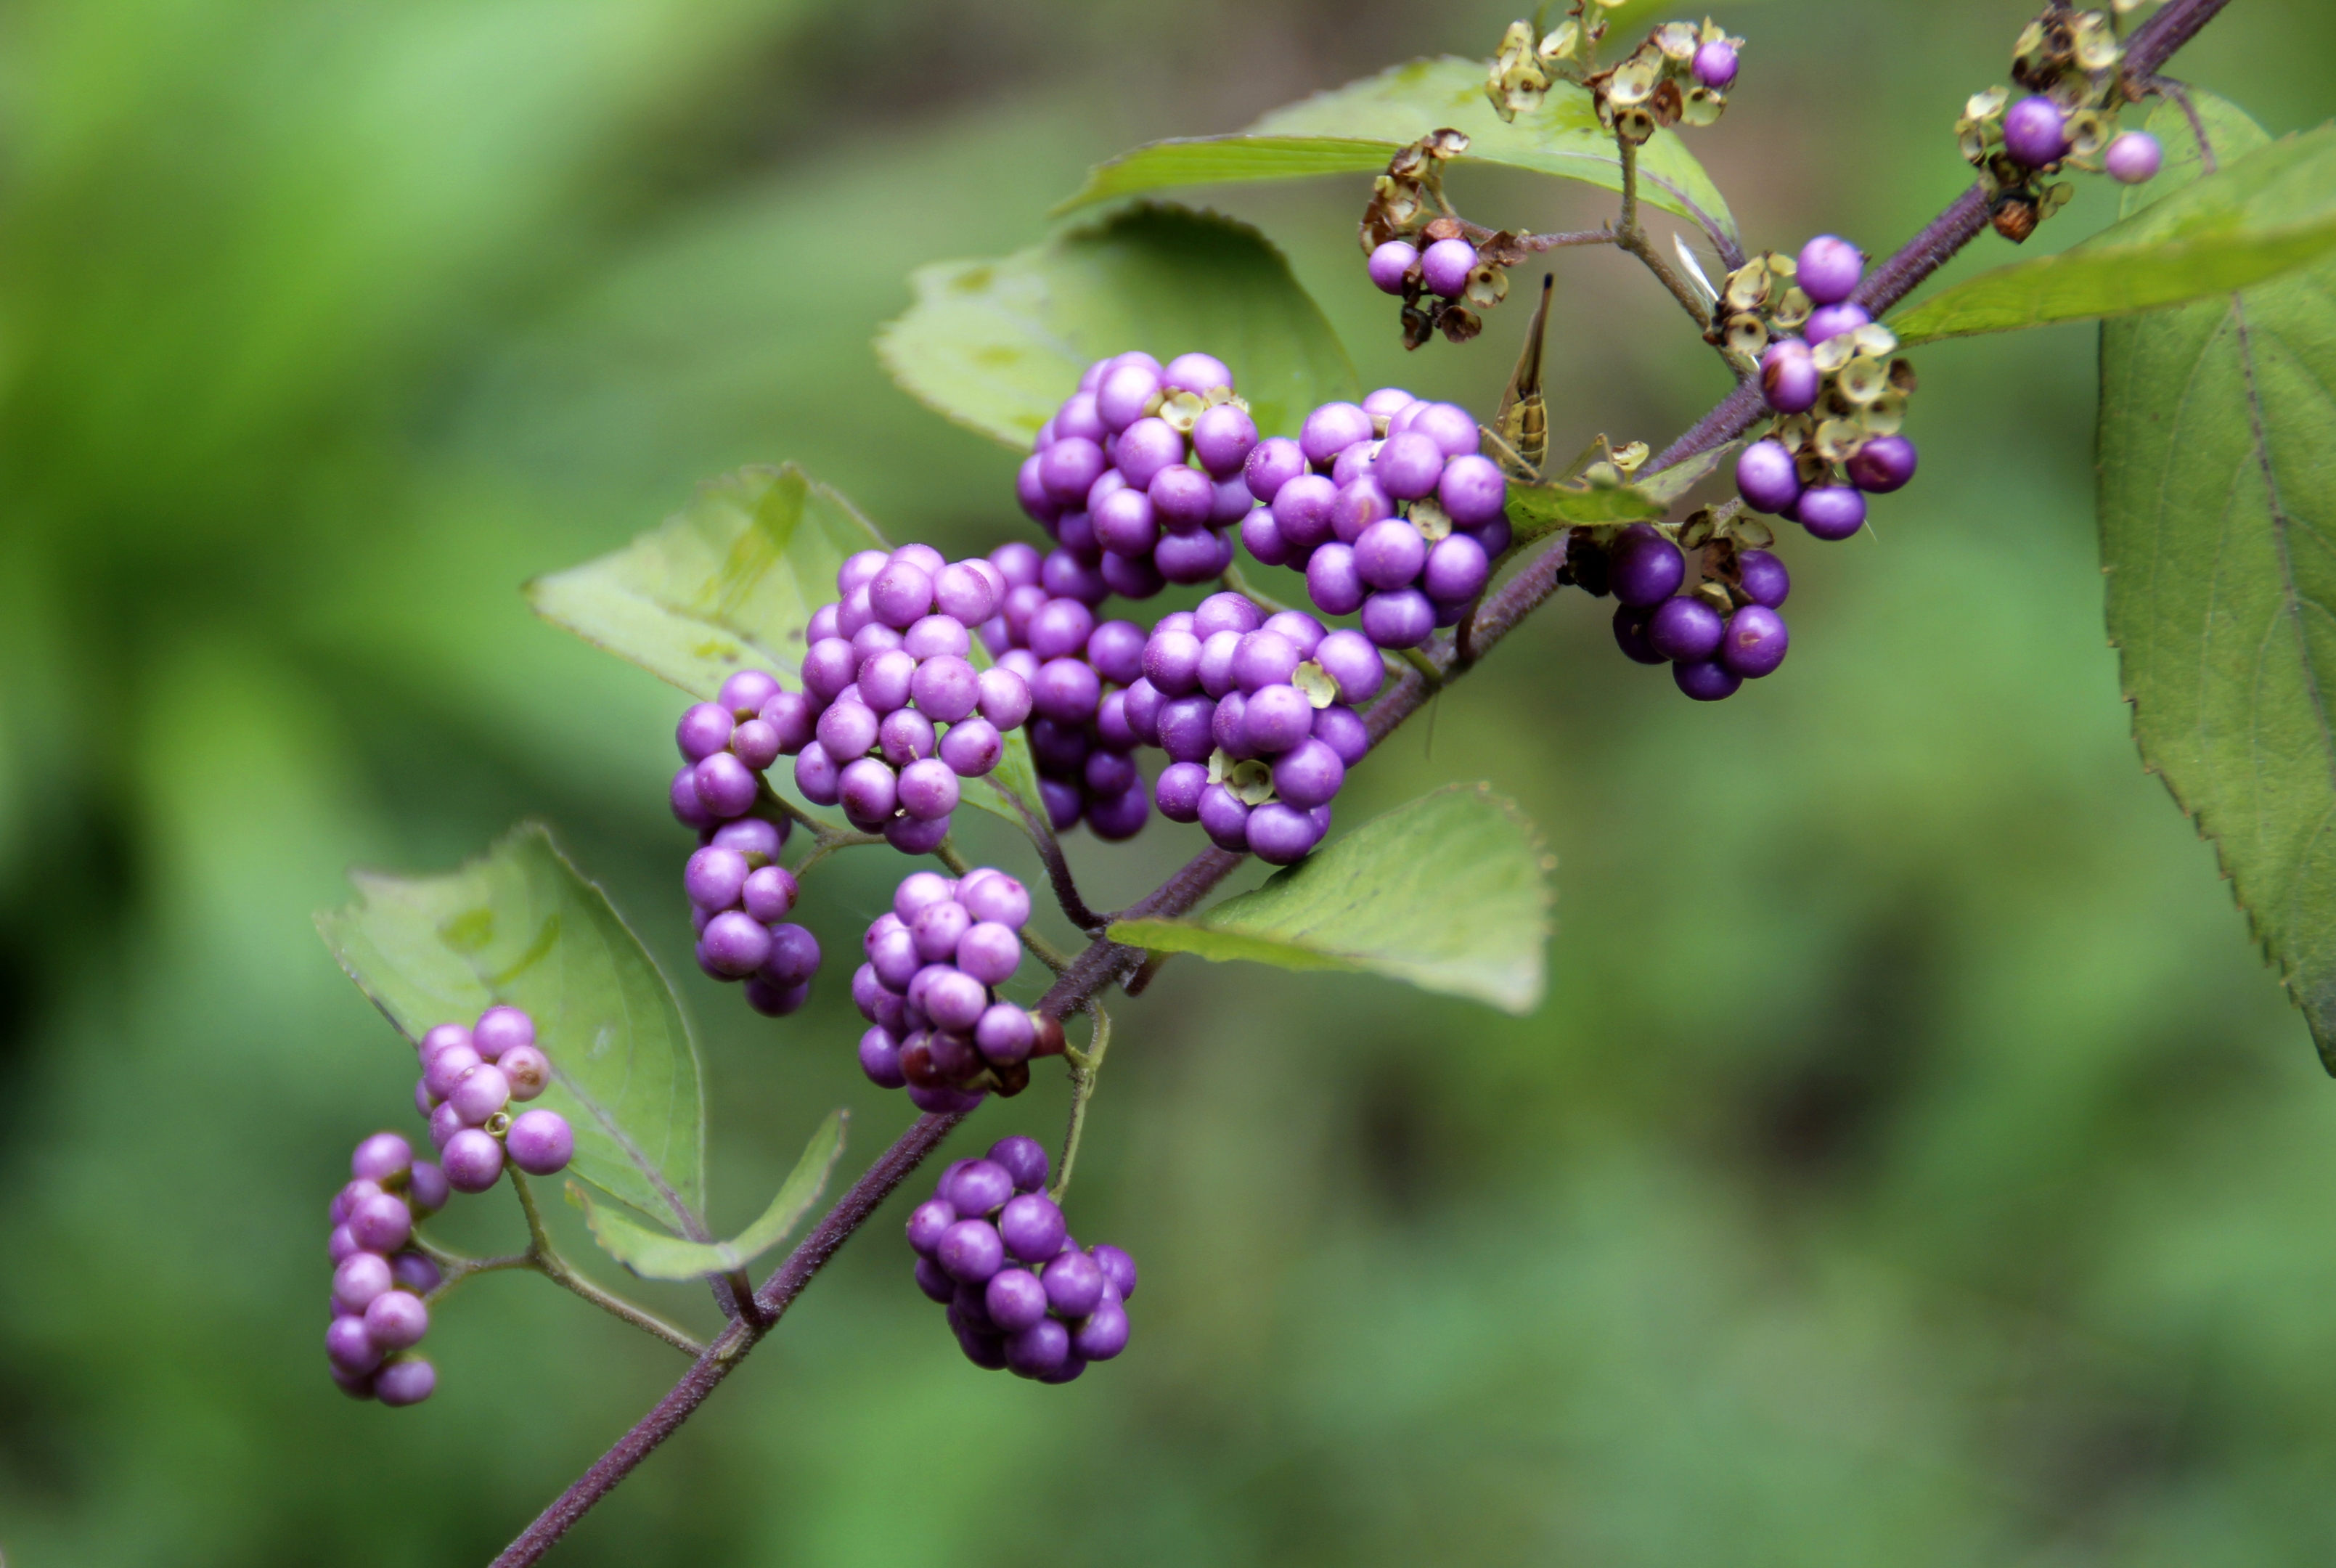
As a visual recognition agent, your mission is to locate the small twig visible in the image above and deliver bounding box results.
[510,1172,708,1357]
[1052,1003,1112,1203]
[1612,135,1715,335]
[791,828,888,878]
[1008,795,1106,933]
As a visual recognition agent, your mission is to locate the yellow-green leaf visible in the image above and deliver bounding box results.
[568,1109,846,1280]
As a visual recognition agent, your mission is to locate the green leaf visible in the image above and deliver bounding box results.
[1109,783,1553,1013]
[1507,475,1667,531]
[527,462,1050,840]
[317,822,706,1228]
[877,203,1357,449]
[2097,92,2336,1067]
[1633,440,1740,507]
[527,463,884,694]
[1055,57,1737,246]
[1892,122,2336,346]
[568,1108,846,1280]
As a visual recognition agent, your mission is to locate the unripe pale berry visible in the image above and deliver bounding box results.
[373,1357,436,1407]
[1419,238,1477,298]
[1368,240,1418,295]
[2105,130,2163,184]
[441,1128,505,1193]
[1794,235,1863,306]
[507,1108,576,1175]
[473,1005,534,1060]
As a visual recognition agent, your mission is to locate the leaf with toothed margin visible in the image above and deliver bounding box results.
[877,203,1357,451]
[1109,783,1553,1013]
[525,462,1050,841]
[568,1109,845,1279]
[2097,91,2336,1069]
[316,822,706,1230]
[1054,57,1736,246]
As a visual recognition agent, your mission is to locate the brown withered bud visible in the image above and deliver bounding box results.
[1425,127,1471,160]
[1646,78,1685,129]
[1401,304,1435,351]
[1556,529,1614,597]
[988,1061,1031,1098]
[1421,216,1464,243]
[1029,1013,1066,1060]
[1437,303,1483,343]
[1991,192,2041,243]
[899,1040,943,1089]
[1477,229,1531,269]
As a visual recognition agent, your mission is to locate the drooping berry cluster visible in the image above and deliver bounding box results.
[981,542,1151,838]
[1606,528,1795,702]
[680,817,820,1016]
[1124,592,1372,864]
[854,870,1061,1114]
[1241,391,1513,648]
[907,1138,1134,1382]
[1956,9,2163,242]
[786,546,1031,852]
[330,1005,573,1405]
[1018,351,1261,600]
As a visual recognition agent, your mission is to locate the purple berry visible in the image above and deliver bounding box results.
[1760,340,1821,414]
[897,758,960,820]
[740,865,799,924]
[1437,454,1507,526]
[330,1224,361,1263]
[1419,237,1477,298]
[1273,738,1345,810]
[332,1252,393,1315]
[1354,518,1427,591]
[407,1161,449,1215]
[1312,703,1368,765]
[1673,658,1742,701]
[1154,760,1207,821]
[419,1021,473,1064]
[907,1199,956,1256]
[1374,432,1446,501]
[441,1128,505,1193]
[351,1132,413,1184]
[1720,605,1789,678]
[1691,39,1738,90]
[915,1254,956,1302]
[937,1218,1005,1283]
[373,1357,436,1407]
[762,923,821,987]
[718,670,780,715]
[428,1101,463,1151]
[987,1136,1050,1193]
[473,1005,534,1059]
[974,1002,1036,1065]
[1797,485,1867,540]
[1299,402,1374,466]
[327,1313,383,1374]
[507,1109,574,1175]
[701,910,774,977]
[1247,801,1326,865]
[943,1159,1015,1218]
[2105,129,2163,184]
[685,846,750,911]
[1735,439,1803,515]
[364,1288,429,1351]
[1156,694,1217,764]
[1095,361,1161,431]
[957,872,1030,928]
[2004,94,2071,168]
[1422,533,1490,604]
[984,1267,1050,1331]
[881,706,939,764]
[348,1191,414,1254]
[939,717,1003,777]
[1197,783,1251,852]
[1845,434,1917,494]
[1360,588,1436,650]
[1804,302,1871,346]
[1164,351,1232,396]
[1271,472,1339,553]
[997,1192,1067,1262]
[1307,543,1365,617]
[1190,404,1259,478]
[1313,629,1384,705]
[1246,436,1307,503]
[1409,402,1480,459]
[1043,1250,1105,1318]
[676,702,734,762]
[1368,240,1418,295]
[859,1026,906,1088]
[1610,526,1686,607]
[1005,1317,1072,1377]
[391,1250,442,1295]
[692,751,759,820]
[1647,597,1726,663]
[1231,630,1301,694]
[1795,234,1863,306]
[1737,550,1791,608]
[422,1042,481,1101]
[1072,1301,1130,1361]
[1614,605,1665,665]
[1090,1244,1138,1300]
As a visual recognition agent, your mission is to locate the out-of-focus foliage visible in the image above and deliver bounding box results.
[2,1,2335,1564]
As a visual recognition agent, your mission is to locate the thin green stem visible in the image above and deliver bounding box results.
[792,828,887,878]
[1612,134,1715,336]
[1221,563,1300,618]
[509,1172,708,1357]
[934,831,1077,971]
[1398,647,1444,687]
[1050,1003,1112,1203]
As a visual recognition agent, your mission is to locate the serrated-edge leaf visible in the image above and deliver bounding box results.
[1055,57,1736,244]
[876,203,1357,450]
[568,1108,846,1280]
[1893,122,2336,346]
[316,822,706,1230]
[1108,782,1553,1013]
[1508,476,1667,528]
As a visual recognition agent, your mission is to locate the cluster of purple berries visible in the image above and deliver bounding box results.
[1240,389,1512,648]
[1368,232,1490,307]
[329,1006,574,1405]
[1998,94,2160,183]
[1122,592,1373,863]
[1018,351,1260,602]
[679,814,820,1015]
[1609,533,1794,702]
[854,870,1060,1112]
[785,546,1032,852]
[413,1005,575,1190]
[907,1137,1134,1381]
[981,542,1151,838]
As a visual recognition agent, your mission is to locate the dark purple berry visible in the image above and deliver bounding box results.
[1647,597,1726,663]
[1720,605,1789,678]
[373,1357,436,1407]
[1736,550,1790,608]
[907,1199,955,1256]
[997,1193,1067,1262]
[987,1136,1050,1193]
[2004,94,2070,167]
[1610,527,1686,607]
[1673,659,1742,701]
[1005,1317,1072,1378]
[942,1159,1014,1218]
[1247,802,1326,865]
[1797,485,1867,540]
[1845,434,1916,494]
[1272,739,1345,810]
[915,1254,956,1303]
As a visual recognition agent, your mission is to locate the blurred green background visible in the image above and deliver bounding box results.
[4,0,2334,1562]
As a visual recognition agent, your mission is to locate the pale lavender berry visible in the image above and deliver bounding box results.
[1149,464,1215,531]
[728,718,781,769]
[669,766,714,829]
[718,669,780,716]
[412,1077,436,1119]
[428,1101,464,1151]
[418,1022,473,1066]
[1164,351,1233,396]
[1646,597,1725,663]
[763,923,821,987]
[1846,434,1917,494]
[442,1128,504,1193]
[1795,234,1863,306]
[374,1358,436,1407]
[2004,94,2070,167]
[501,1050,551,1104]
[1720,605,1789,678]
[1674,658,1742,701]
[1307,542,1365,616]
[793,743,841,807]
[1410,402,1481,458]
[473,1005,534,1060]
[1095,361,1162,432]
[327,1313,382,1373]
[332,1252,394,1315]
[1368,240,1418,295]
[1437,454,1508,525]
[1804,301,1871,346]
[1354,518,1427,592]
[2106,129,2163,184]
[937,1219,1005,1283]
[1420,237,1477,298]
[974,1002,1037,1066]
[910,900,968,963]
[987,1136,1049,1193]
[1691,39,1738,89]
[364,1288,429,1352]
[958,871,1031,929]
[975,667,1033,730]
[840,550,891,595]
[1374,432,1446,501]
[1272,739,1345,810]
[939,717,1003,777]
[422,1041,482,1100]
[957,921,1021,987]
[1797,485,1867,540]
[329,1222,362,1263]
[351,1132,413,1185]
[1422,534,1490,604]
[1191,404,1260,476]
[1243,684,1315,754]
[383,1254,439,1301]
[926,969,989,1034]
[1299,402,1374,466]
[997,1192,1067,1262]
[692,751,759,820]
[701,910,774,978]
[1760,340,1820,414]
[685,846,750,911]
[676,703,734,762]
[1735,439,1802,515]
[1246,436,1308,503]
[507,1108,575,1175]
[407,1159,449,1216]
[1612,527,1687,607]
[1248,801,1326,865]
[449,1063,511,1127]
[349,1191,414,1253]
